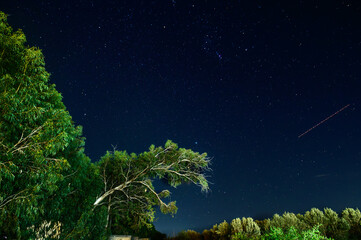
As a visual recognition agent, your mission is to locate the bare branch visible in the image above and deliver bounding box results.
[0,188,32,209]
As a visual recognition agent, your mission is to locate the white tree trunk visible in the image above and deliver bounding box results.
[94,182,128,206]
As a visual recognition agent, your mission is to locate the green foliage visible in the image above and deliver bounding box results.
[0,11,106,238]
[96,150,159,234]
[0,11,66,237]
[182,207,361,240]
[341,208,361,226]
[173,230,202,240]
[231,217,261,239]
[267,208,351,239]
[269,212,308,232]
[96,141,210,235]
[61,206,108,240]
[255,219,271,235]
[202,229,215,240]
[215,220,231,240]
[143,140,210,191]
[321,208,350,240]
[263,224,332,240]
[298,208,351,239]
[341,208,361,239]
[303,208,326,229]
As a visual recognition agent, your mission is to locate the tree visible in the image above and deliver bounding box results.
[202,229,214,240]
[174,230,202,240]
[269,212,307,232]
[94,140,210,234]
[254,219,270,235]
[216,220,231,240]
[321,208,349,239]
[341,208,361,239]
[230,217,261,239]
[0,11,106,239]
[0,11,70,238]
[303,208,326,228]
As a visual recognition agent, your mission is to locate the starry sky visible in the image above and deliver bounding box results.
[2,0,361,236]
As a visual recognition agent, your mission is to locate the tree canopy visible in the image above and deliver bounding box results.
[0,11,113,239]
[95,141,210,233]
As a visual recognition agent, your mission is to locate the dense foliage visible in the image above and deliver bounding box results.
[0,11,210,239]
[0,11,108,239]
[169,207,361,240]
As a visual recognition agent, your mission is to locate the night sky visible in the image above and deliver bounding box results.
[2,0,361,236]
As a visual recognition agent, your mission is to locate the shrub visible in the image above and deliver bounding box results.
[202,229,214,240]
[255,219,270,235]
[270,212,308,232]
[263,224,333,240]
[216,221,231,240]
[230,217,261,238]
[341,208,361,239]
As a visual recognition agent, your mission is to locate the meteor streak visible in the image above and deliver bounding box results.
[298,104,350,138]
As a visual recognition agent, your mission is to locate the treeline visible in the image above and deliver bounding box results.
[169,207,361,240]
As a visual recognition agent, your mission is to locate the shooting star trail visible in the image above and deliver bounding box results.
[298,104,350,138]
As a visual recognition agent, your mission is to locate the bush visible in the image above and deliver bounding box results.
[263,224,333,240]
[230,217,261,239]
[216,221,231,240]
[341,208,361,239]
[270,212,307,232]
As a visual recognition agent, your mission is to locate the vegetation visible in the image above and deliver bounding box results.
[0,11,210,239]
[263,224,332,240]
[2,9,361,240]
[0,10,102,239]
[169,207,361,240]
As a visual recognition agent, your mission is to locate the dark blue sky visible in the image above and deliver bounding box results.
[2,0,361,235]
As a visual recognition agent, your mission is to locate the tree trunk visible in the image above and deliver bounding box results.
[94,182,128,206]
[105,196,111,231]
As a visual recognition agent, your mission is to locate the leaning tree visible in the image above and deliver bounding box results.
[94,140,211,234]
